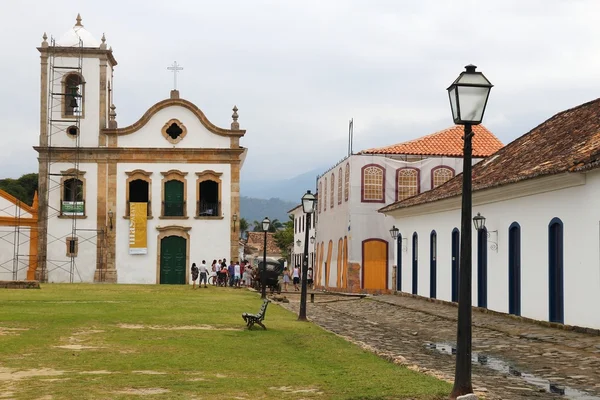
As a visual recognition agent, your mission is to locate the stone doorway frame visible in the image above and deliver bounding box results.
[156,225,191,284]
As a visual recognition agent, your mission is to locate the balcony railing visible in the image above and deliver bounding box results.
[163,200,186,217]
[198,201,220,217]
[61,200,85,216]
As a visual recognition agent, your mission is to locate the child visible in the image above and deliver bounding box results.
[191,263,199,289]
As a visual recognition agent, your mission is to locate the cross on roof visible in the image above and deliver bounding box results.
[167,61,183,90]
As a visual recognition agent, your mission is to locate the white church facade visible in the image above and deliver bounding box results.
[381,98,600,330]
[35,16,246,284]
[313,125,503,292]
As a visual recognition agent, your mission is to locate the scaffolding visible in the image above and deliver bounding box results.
[0,197,35,281]
[35,36,106,283]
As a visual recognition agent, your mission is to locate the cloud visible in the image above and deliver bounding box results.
[2,0,600,180]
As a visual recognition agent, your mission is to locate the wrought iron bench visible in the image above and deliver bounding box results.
[242,299,270,330]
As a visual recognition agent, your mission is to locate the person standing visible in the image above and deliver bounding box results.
[191,263,199,289]
[307,267,314,289]
[292,265,300,291]
[228,261,235,287]
[198,260,208,288]
[234,260,241,287]
[282,267,290,291]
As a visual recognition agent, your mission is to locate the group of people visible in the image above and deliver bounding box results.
[190,259,253,289]
[191,260,314,291]
[281,265,314,291]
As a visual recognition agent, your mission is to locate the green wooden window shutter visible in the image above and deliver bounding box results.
[164,180,184,216]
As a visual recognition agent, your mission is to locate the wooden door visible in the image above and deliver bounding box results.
[362,239,388,290]
[160,236,186,284]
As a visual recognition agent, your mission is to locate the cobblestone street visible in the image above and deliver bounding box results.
[278,293,600,400]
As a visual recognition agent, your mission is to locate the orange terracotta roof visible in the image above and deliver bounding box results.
[380,97,600,213]
[360,125,503,158]
[245,232,282,255]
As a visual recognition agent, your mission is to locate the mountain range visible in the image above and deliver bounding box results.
[239,166,324,224]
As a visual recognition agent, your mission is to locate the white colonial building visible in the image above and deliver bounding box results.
[289,204,317,271]
[35,16,246,284]
[381,98,600,330]
[314,125,502,292]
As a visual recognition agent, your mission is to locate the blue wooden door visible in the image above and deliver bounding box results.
[477,227,488,308]
[451,228,460,302]
[430,231,437,299]
[396,234,402,291]
[412,233,418,295]
[508,223,521,316]
[548,218,564,323]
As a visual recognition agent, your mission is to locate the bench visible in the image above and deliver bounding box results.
[242,299,270,330]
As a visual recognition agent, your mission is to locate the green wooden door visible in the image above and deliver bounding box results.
[160,236,186,284]
[164,180,184,216]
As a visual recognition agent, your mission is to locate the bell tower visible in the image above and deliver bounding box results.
[35,14,118,282]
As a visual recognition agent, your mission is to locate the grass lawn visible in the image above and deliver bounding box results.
[0,284,450,399]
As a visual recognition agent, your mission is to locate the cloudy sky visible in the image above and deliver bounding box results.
[2,0,600,182]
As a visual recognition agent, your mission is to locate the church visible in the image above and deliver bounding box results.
[35,15,246,283]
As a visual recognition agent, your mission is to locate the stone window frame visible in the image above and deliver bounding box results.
[396,167,420,202]
[195,170,223,220]
[344,163,350,202]
[125,169,153,219]
[361,164,385,203]
[161,118,188,145]
[66,236,78,257]
[61,72,86,119]
[323,177,327,212]
[155,225,191,284]
[431,166,455,189]
[59,168,87,219]
[337,167,343,205]
[160,170,188,219]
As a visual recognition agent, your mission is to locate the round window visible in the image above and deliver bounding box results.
[67,126,79,137]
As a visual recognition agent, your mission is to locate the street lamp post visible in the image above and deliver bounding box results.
[447,64,493,399]
[261,216,270,299]
[298,190,316,321]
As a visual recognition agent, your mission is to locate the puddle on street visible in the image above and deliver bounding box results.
[424,342,600,400]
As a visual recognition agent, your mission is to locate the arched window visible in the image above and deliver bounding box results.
[323,178,327,212]
[344,163,350,202]
[432,166,455,189]
[396,168,419,201]
[126,169,152,217]
[361,164,385,203]
[330,173,335,209]
[338,168,343,205]
[430,230,437,299]
[412,232,418,295]
[548,217,564,324]
[63,73,84,117]
[318,181,322,213]
[61,175,85,217]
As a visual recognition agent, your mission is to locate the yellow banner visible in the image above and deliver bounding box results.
[129,202,147,255]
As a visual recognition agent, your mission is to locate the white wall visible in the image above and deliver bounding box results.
[117,106,231,149]
[291,206,316,271]
[48,57,102,148]
[115,162,231,283]
[387,171,600,329]
[46,162,98,283]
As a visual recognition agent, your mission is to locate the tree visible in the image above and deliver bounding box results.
[273,215,294,262]
[268,218,283,232]
[239,217,249,238]
[0,173,38,206]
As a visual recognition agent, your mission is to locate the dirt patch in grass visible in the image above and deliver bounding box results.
[132,371,166,375]
[117,323,241,331]
[270,386,323,395]
[0,367,65,382]
[79,370,114,375]
[114,388,170,395]
[0,327,28,336]
[54,344,101,350]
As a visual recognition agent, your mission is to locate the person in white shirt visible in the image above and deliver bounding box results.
[234,261,241,287]
[307,267,314,289]
[292,265,300,291]
[198,260,209,288]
